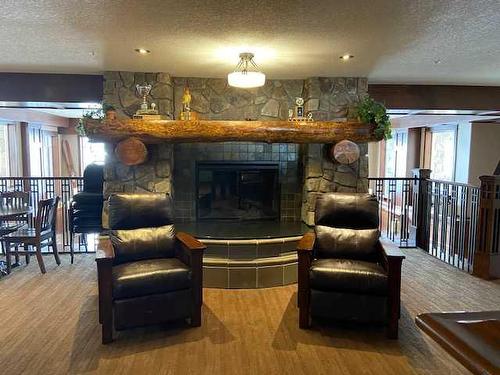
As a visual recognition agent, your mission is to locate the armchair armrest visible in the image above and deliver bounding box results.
[95,236,115,264]
[297,231,315,253]
[176,232,206,252]
[175,232,206,266]
[378,240,405,272]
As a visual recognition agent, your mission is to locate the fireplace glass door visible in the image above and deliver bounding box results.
[196,162,280,221]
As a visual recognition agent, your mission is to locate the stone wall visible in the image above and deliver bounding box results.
[101,72,369,225]
[102,71,174,197]
[301,77,369,225]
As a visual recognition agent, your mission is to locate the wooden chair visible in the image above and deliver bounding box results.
[0,191,30,258]
[3,197,60,274]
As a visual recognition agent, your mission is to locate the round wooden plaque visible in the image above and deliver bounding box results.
[331,140,360,164]
[115,137,148,166]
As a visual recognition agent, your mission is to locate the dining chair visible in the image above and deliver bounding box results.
[0,191,30,259]
[2,197,60,274]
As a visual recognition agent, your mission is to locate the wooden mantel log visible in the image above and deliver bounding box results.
[84,118,379,144]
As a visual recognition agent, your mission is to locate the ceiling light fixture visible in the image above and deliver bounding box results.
[340,54,354,61]
[227,52,266,88]
[135,48,151,55]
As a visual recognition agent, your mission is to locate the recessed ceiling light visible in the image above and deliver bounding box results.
[340,54,354,61]
[433,59,441,65]
[135,48,151,55]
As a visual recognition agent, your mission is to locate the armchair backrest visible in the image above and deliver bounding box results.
[83,163,104,194]
[314,193,380,261]
[108,193,176,264]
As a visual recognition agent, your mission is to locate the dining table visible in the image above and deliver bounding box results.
[0,205,33,276]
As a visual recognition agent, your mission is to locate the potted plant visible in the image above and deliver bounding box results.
[354,96,392,140]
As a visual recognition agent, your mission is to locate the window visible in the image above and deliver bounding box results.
[430,126,457,181]
[80,137,106,170]
[0,121,21,177]
[384,130,408,177]
[0,123,10,176]
[29,125,58,177]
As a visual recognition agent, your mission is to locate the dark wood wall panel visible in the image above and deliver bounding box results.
[0,73,103,103]
[368,84,500,111]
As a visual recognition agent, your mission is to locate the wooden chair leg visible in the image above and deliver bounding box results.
[102,323,113,344]
[191,304,202,327]
[101,302,113,344]
[5,240,11,274]
[70,231,74,264]
[14,245,20,264]
[25,245,30,264]
[35,242,46,274]
[298,291,311,329]
[387,317,399,339]
[52,233,61,265]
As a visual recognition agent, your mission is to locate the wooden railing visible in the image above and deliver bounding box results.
[0,177,85,251]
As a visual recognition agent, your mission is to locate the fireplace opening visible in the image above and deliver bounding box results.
[196,161,280,221]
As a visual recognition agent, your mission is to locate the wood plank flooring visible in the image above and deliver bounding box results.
[1,242,499,375]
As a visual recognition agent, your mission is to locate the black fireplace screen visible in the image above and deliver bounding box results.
[196,162,280,221]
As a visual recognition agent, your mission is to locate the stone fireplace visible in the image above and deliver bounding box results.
[101,72,369,288]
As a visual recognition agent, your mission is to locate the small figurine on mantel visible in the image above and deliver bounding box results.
[180,85,199,120]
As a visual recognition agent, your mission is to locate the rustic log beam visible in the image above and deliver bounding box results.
[84,118,378,144]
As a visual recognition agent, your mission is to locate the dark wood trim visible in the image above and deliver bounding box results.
[368,84,500,111]
[379,241,405,339]
[20,122,30,178]
[297,232,315,328]
[0,73,102,103]
[176,232,206,326]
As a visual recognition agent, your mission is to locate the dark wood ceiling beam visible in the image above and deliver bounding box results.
[0,73,103,104]
[368,84,500,111]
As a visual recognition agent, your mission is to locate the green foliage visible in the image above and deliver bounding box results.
[76,103,114,136]
[355,96,392,140]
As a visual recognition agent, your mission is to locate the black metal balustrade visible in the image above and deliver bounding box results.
[0,177,85,252]
[368,177,418,248]
[426,179,480,273]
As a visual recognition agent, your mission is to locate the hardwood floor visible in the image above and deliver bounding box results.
[1,242,499,375]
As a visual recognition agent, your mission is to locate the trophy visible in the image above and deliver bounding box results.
[295,97,304,118]
[134,84,159,118]
[288,97,314,122]
[136,84,152,111]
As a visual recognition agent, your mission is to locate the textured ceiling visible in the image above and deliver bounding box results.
[1,0,499,84]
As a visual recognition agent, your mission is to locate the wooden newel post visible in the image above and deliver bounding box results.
[412,169,431,251]
[473,175,500,279]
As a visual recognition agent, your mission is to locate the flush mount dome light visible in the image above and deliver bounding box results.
[135,48,151,54]
[340,54,354,61]
[227,52,266,88]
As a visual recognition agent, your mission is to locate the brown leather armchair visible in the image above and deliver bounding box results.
[96,193,206,344]
[297,193,405,339]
